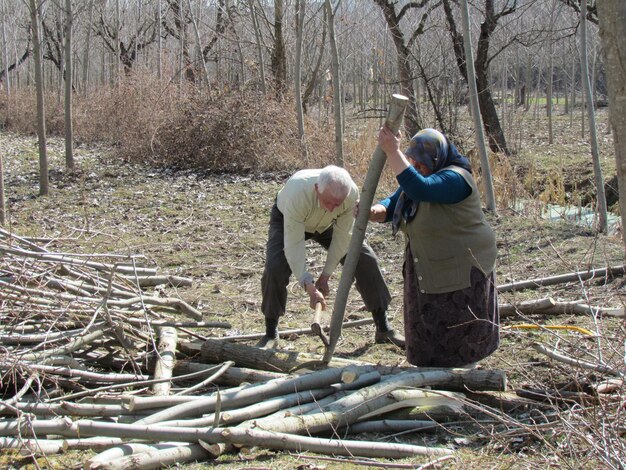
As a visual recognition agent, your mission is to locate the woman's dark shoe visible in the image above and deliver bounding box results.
[375,329,406,349]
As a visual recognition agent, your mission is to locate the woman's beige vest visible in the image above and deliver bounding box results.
[402,165,497,294]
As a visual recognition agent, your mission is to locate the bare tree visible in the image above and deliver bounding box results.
[460,0,495,213]
[372,0,427,137]
[442,0,513,155]
[27,0,48,196]
[63,0,74,170]
[82,0,94,92]
[0,155,5,225]
[248,0,266,94]
[597,0,625,252]
[294,0,307,160]
[325,0,343,166]
[94,1,159,76]
[271,0,286,97]
[579,0,608,233]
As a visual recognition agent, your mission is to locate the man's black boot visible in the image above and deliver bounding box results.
[255,317,279,349]
[372,310,405,349]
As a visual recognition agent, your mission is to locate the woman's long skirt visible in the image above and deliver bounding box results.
[403,245,500,367]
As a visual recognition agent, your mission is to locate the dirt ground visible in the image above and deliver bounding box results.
[1,127,624,469]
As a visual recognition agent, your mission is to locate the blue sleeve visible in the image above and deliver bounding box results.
[378,187,402,223]
[396,167,471,204]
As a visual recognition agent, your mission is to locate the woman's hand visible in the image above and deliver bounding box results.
[378,125,411,176]
[378,125,401,155]
[369,204,387,223]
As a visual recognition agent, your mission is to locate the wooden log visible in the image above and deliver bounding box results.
[3,402,148,418]
[250,369,505,435]
[119,275,193,287]
[359,366,507,392]
[86,442,190,469]
[358,390,465,420]
[498,297,556,317]
[343,419,438,435]
[0,437,64,456]
[174,361,234,395]
[135,366,360,425]
[198,338,368,373]
[325,93,409,363]
[73,420,453,458]
[7,364,150,384]
[497,264,626,293]
[152,327,178,396]
[378,405,465,422]
[92,444,211,470]
[499,297,625,318]
[160,371,381,428]
[62,437,123,451]
[173,360,284,386]
[0,417,76,437]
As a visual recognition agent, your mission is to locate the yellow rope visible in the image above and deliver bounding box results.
[503,324,595,336]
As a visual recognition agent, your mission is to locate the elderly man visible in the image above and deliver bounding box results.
[257,165,404,350]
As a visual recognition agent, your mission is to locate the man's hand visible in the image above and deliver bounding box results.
[370,204,387,223]
[305,281,326,310]
[315,274,331,297]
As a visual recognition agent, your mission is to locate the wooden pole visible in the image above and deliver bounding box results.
[323,94,408,363]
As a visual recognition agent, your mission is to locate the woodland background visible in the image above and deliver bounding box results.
[0,0,625,469]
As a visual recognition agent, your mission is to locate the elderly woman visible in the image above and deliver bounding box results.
[371,127,499,368]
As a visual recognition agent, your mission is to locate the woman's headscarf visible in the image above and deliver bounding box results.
[391,129,472,235]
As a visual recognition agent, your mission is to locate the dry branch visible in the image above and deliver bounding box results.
[497,265,625,292]
[152,327,177,396]
[199,338,368,373]
[531,342,623,376]
[499,297,625,318]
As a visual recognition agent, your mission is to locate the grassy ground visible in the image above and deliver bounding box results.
[0,107,624,469]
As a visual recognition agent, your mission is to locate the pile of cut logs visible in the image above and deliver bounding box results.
[0,228,622,469]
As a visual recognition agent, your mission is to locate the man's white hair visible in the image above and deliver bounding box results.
[317,165,353,198]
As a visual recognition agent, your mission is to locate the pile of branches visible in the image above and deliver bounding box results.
[0,228,624,469]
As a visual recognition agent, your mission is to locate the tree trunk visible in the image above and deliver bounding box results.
[294,0,307,160]
[442,0,510,154]
[64,0,74,170]
[270,0,286,98]
[82,0,94,93]
[199,338,364,373]
[373,0,421,137]
[460,0,496,213]
[580,0,608,233]
[29,0,48,196]
[325,0,344,166]
[187,0,209,85]
[597,0,626,255]
[249,0,266,94]
[0,155,5,225]
[153,0,160,79]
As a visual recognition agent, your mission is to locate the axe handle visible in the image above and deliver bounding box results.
[311,302,329,347]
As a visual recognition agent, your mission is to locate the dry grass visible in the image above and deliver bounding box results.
[0,87,624,469]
